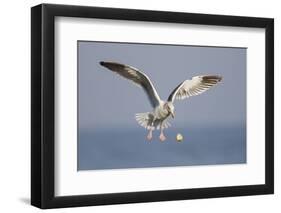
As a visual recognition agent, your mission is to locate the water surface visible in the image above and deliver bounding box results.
[78,125,246,170]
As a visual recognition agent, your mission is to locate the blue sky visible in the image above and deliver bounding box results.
[77,41,246,170]
[78,41,246,130]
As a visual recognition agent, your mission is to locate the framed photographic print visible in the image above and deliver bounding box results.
[31,3,274,209]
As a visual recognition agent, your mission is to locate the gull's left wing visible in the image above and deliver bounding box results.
[100,61,161,108]
[168,75,222,103]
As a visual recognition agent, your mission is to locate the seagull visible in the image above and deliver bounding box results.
[100,61,222,142]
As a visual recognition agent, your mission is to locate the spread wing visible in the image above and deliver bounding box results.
[168,75,222,103]
[100,61,161,107]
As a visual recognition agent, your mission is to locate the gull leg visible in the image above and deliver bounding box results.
[159,124,166,142]
[146,119,155,141]
[147,128,153,141]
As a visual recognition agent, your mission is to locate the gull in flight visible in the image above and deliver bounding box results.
[100,61,222,142]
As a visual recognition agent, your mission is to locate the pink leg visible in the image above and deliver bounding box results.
[147,128,153,141]
[159,125,166,142]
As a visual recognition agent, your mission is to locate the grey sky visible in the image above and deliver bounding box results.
[78,41,246,130]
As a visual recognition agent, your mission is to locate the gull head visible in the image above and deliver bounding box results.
[165,102,175,118]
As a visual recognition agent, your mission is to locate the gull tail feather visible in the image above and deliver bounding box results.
[135,112,171,130]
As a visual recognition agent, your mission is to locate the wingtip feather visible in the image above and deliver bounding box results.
[202,75,222,82]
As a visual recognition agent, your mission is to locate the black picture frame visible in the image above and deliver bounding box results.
[31,3,274,209]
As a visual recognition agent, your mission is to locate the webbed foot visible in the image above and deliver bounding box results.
[159,133,166,142]
[147,130,153,141]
